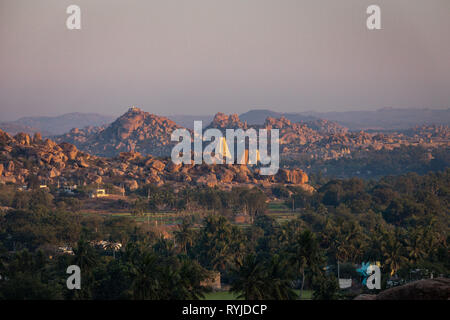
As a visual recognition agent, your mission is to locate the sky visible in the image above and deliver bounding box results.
[1,0,449,121]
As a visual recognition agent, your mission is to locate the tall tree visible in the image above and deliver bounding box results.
[291,230,323,299]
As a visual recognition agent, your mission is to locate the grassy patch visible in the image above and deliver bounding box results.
[202,291,242,300]
[267,202,290,211]
[202,290,313,300]
[295,290,313,300]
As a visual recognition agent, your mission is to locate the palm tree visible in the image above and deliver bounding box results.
[73,239,97,272]
[195,216,236,272]
[406,228,426,263]
[230,254,267,300]
[292,230,322,299]
[264,254,297,300]
[180,187,195,211]
[364,225,387,262]
[176,258,208,300]
[174,219,194,254]
[382,236,408,276]
[231,253,297,300]
[71,240,98,299]
[129,249,160,299]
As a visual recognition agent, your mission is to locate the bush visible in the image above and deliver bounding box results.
[312,274,340,300]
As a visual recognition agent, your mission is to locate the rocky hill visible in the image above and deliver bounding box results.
[208,113,449,163]
[240,108,450,130]
[206,112,248,130]
[51,109,449,165]
[0,122,52,137]
[355,278,450,300]
[239,109,318,126]
[0,112,115,136]
[54,107,181,157]
[0,129,310,192]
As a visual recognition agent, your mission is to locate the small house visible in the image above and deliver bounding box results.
[90,189,108,198]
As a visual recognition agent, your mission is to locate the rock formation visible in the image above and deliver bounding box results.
[354,278,450,300]
[0,129,311,191]
[55,107,181,157]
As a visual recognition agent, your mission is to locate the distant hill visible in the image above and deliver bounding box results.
[0,112,115,136]
[239,109,318,125]
[240,108,450,130]
[22,107,447,178]
[167,114,214,130]
[0,122,52,136]
[304,108,450,131]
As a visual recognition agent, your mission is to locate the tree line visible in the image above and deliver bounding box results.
[0,169,448,299]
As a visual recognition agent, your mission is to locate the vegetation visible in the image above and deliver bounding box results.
[0,169,448,299]
[285,145,450,179]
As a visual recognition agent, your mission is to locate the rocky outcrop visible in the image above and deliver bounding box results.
[146,159,165,172]
[218,168,235,183]
[125,179,139,191]
[277,169,308,184]
[376,278,450,300]
[55,107,181,157]
[197,173,218,187]
[51,108,448,166]
[119,152,142,162]
[59,142,78,160]
[33,132,43,144]
[0,129,311,192]
[353,294,376,300]
[7,161,14,173]
[208,113,247,130]
[354,278,450,300]
[167,162,182,173]
[14,132,31,145]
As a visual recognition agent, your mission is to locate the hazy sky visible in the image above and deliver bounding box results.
[1,0,449,121]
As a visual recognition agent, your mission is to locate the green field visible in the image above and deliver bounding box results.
[203,291,242,300]
[267,202,291,212]
[296,290,313,300]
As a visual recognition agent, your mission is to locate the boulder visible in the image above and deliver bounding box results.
[49,168,60,178]
[182,174,192,183]
[43,138,58,149]
[277,168,308,184]
[146,159,165,172]
[146,175,161,184]
[218,168,235,183]
[167,162,182,173]
[126,179,139,191]
[33,132,43,144]
[6,161,14,173]
[14,132,31,145]
[119,151,142,161]
[197,173,217,187]
[209,112,246,130]
[59,142,78,160]
[0,176,16,184]
[78,158,89,168]
[0,129,11,144]
[235,170,250,183]
[376,278,450,300]
[353,294,377,300]
[91,175,103,185]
